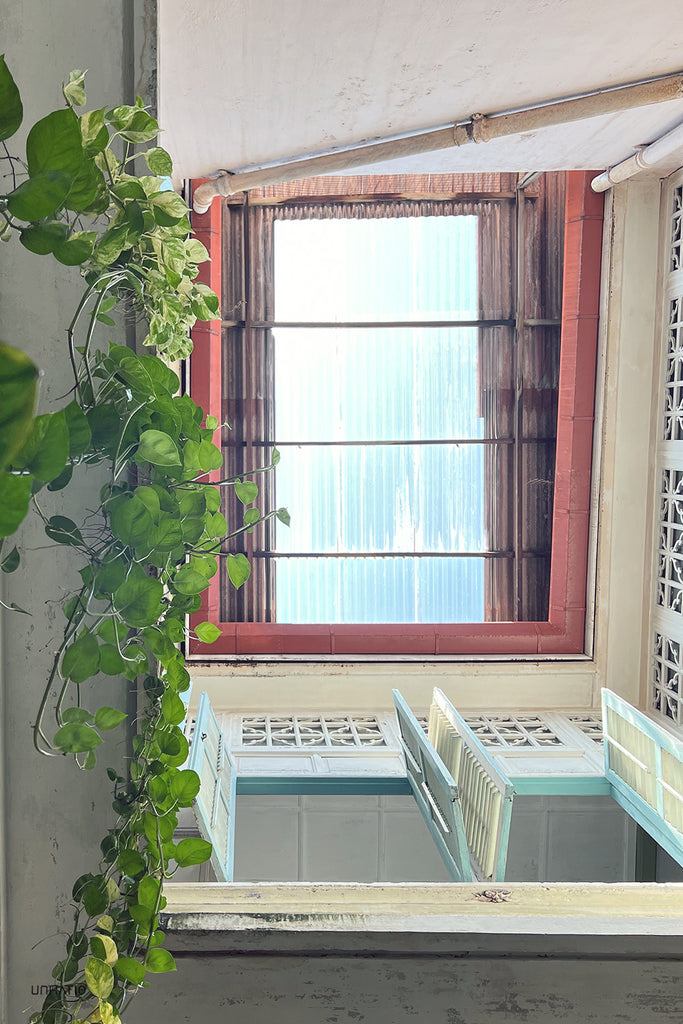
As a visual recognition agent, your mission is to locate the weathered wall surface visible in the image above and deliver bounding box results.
[130,931,683,1024]
[0,2,155,1019]
[227,793,635,884]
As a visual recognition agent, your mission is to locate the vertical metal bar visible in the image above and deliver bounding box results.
[513,187,526,620]
[238,198,247,324]
[243,198,256,619]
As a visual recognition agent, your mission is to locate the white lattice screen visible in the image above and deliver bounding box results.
[566,714,604,744]
[460,714,563,748]
[240,715,387,748]
[652,175,683,728]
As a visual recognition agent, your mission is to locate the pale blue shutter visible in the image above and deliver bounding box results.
[429,688,514,882]
[392,689,472,881]
[188,691,237,881]
[602,688,683,867]
[180,679,193,745]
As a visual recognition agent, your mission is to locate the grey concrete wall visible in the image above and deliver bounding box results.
[229,794,635,884]
[129,932,683,1024]
[0,3,155,1019]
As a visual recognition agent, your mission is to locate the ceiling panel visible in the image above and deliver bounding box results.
[158,0,683,180]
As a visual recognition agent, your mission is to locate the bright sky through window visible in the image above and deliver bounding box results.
[272,216,486,624]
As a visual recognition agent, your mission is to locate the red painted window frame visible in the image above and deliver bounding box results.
[187,171,602,658]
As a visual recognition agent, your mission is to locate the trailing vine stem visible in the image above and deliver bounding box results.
[32,582,90,755]
[0,61,289,1024]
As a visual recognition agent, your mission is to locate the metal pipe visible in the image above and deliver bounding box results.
[591,120,683,192]
[193,72,683,212]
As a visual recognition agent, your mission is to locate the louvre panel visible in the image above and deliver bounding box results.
[603,688,683,867]
[188,692,237,881]
[428,704,504,880]
[605,706,658,809]
[393,689,471,881]
[458,746,503,881]
[430,688,514,882]
[428,706,463,779]
[661,749,683,833]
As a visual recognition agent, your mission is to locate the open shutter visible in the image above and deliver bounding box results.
[602,688,683,867]
[180,679,193,744]
[392,689,472,881]
[429,689,514,882]
[188,691,237,881]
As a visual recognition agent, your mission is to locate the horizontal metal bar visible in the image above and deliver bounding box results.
[247,191,518,207]
[224,318,515,330]
[221,318,559,330]
[242,437,515,447]
[250,550,551,560]
[228,437,557,448]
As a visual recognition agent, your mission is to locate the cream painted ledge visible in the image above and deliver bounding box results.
[185,662,597,713]
[163,882,683,937]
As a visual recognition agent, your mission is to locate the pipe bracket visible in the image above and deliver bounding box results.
[469,113,490,144]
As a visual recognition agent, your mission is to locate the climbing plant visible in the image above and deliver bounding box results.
[0,57,287,1024]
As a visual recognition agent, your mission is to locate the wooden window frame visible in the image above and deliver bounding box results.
[187,171,603,658]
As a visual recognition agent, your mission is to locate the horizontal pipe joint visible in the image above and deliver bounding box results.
[193,172,235,214]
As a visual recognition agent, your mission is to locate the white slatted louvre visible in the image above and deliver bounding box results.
[602,688,683,867]
[430,689,514,882]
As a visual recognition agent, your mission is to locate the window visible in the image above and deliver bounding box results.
[188,171,603,657]
[186,689,683,884]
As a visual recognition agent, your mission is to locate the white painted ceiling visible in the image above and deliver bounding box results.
[159,0,683,182]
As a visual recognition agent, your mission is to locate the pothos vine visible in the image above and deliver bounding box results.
[0,58,287,1024]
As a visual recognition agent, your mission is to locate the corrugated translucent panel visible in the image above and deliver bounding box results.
[273,326,488,442]
[271,217,487,624]
[274,216,478,322]
[274,443,487,554]
[273,556,486,624]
